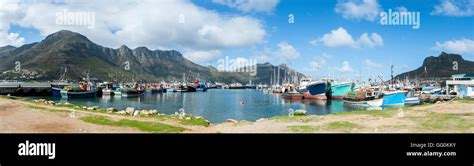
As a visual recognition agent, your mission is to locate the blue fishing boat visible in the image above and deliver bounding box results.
[60,89,98,98]
[196,82,208,91]
[306,81,326,96]
[151,89,163,94]
[51,83,68,97]
[144,89,152,94]
[405,90,420,105]
[382,91,406,106]
[60,82,98,98]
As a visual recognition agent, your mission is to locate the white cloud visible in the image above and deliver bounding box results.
[0,32,25,47]
[0,0,267,59]
[431,0,474,16]
[309,39,319,46]
[433,39,474,54]
[303,53,331,72]
[336,61,353,73]
[364,59,382,68]
[0,0,26,47]
[335,0,382,21]
[317,27,356,47]
[254,54,272,63]
[312,27,383,48]
[213,0,279,13]
[357,33,383,48]
[273,41,300,60]
[183,49,222,63]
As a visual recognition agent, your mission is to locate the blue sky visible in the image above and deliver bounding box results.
[2,0,474,81]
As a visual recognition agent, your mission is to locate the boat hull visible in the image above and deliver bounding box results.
[366,98,383,107]
[307,82,326,96]
[51,84,68,97]
[383,91,406,106]
[151,89,162,94]
[60,90,97,98]
[405,97,420,105]
[303,92,327,100]
[331,83,352,99]
[102,89,114,96]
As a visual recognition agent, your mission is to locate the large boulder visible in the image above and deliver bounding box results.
[149,110,158,115]
[133,110,140,116]
[115,110,127,115]
[225,119,238,124]
[125,107,135,115]
[256,118,267,123]
[140,110,150,115]
[106,108,117,112]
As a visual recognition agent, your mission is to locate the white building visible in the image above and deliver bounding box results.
[446,74,474,98]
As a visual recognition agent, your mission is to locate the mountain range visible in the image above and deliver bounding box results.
[394,52,474,81]
[0,30,305,84]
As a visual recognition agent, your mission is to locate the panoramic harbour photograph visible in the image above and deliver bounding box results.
[0,0,473,135]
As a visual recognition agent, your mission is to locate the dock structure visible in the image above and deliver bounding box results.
[445,74,474,99]
[0,82,52,96]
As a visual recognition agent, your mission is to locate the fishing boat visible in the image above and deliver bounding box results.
[121,88,144,97]
[165,88,176,93]
[195,82,208,91]
[421,86,442,94]
[227,82,247,89]
[60,83,98,98]
[404,90,420,105]
[100,82,115,96]
[51,83,68,97]
[272,85,282,93]
[382,91,406,106]
[51,67,69,97]
[60,89,98,98]
[343,88,383,107]
[176,84,196,92]
[330,82,353,99]
[186,84,197,92]
[366,98,384,107]
[151,88,163,94]
[306,81,326,95]
[281,84,303,99]
[114,88,122,97]
[121,83,144,97]
[297,78,312,92]
[299,81,326,100]
[144,89,152,94]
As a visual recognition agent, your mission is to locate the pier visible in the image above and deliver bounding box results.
[0,82,52,96]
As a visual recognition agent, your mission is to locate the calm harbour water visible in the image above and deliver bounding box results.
[37,89,371,123]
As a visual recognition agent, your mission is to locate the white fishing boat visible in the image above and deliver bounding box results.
[297,78,313,92]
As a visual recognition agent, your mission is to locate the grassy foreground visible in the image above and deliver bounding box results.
[274,99,474,133]
[80,116,186,133]
[6,96,210,133]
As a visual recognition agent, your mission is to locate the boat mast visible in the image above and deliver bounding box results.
[277,65,280,86]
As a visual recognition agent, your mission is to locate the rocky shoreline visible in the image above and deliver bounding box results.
[1,95,473,133]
